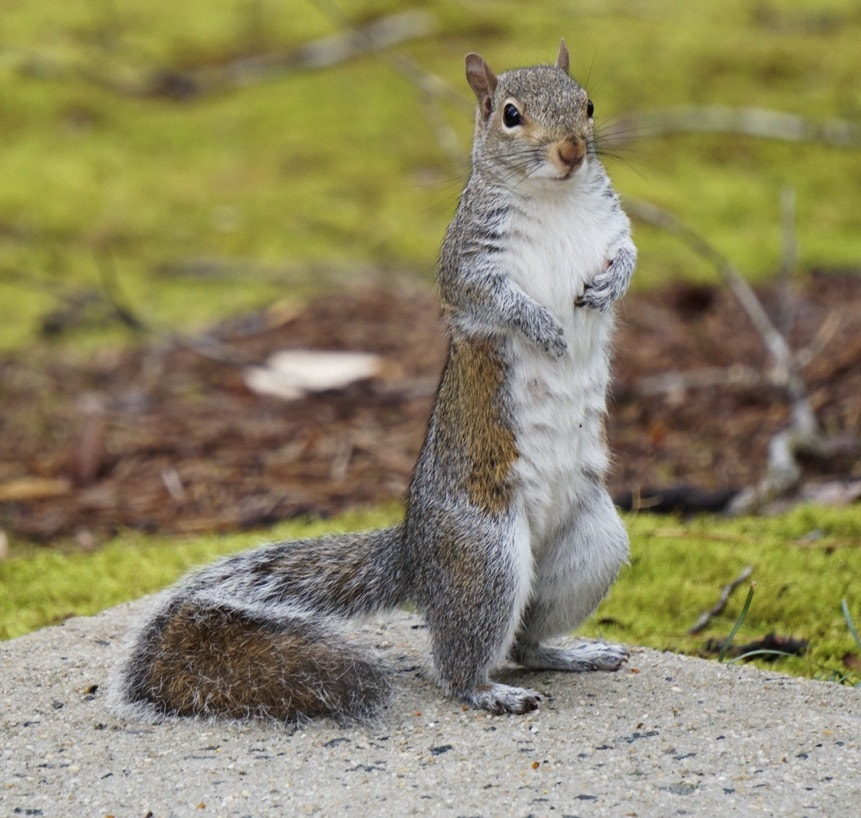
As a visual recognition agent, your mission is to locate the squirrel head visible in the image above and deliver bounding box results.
[464,41,594,184]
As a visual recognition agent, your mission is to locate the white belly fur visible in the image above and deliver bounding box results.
[506,176,619,554]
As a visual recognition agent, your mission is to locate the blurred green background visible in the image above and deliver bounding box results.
[2,0,860,348]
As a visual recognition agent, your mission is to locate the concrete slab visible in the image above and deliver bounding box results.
[2,601,859,817]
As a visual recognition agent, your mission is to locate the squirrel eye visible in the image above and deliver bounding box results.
[586,99,594,118]
[503,103,522,128]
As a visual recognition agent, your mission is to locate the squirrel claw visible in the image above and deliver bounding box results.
[542,323,567,357]
[574,285,591,309]
[576,280,614,312]
[548,335,567,358]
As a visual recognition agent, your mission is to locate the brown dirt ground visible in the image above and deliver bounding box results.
[1,271,859,548]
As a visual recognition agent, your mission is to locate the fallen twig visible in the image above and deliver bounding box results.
[689,565,754,635]
[613,486,738,514]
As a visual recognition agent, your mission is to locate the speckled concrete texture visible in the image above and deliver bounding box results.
[2,601,859,817]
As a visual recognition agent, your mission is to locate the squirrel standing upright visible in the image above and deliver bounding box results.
[109,41,636,723]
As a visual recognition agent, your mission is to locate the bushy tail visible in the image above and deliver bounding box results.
[109,525,409,724]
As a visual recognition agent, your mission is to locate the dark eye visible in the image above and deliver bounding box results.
[503,102,522,128]
[586,99,594,118]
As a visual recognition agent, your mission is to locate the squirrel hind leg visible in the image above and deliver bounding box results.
[511,640,629,673]
[112,598,391,725]
[466,682,542,715]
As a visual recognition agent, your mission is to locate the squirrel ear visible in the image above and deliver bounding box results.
[465,53,498,121]
[555,39,570,75]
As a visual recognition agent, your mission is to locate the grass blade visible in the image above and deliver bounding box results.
[719,583,756,663]
[842,599,861,652]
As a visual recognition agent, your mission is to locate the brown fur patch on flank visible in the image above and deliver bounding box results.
[436,337,517,513]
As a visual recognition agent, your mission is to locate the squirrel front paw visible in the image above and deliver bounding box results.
[575,282,612,312]
[575,269,619,312]
[576,247,636,312]
[544,324,568,358]
[532,308,567,357]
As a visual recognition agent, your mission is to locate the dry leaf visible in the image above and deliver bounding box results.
[244,349,384,400]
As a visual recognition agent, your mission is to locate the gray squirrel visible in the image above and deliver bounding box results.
[109,41,636,723]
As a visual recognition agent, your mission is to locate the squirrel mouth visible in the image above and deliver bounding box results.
[551,138,586,178]
[554,158,586,181]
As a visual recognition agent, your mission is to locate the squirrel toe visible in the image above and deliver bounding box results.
[547,330,568,358]
[468,683,542,715]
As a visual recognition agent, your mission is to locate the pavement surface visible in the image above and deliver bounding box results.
[1,599,859,817]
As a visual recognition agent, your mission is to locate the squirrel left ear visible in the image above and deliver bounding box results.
[465,53,498,121]
[555,40,570,75]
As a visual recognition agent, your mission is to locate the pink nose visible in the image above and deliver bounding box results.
[556,138,585,170]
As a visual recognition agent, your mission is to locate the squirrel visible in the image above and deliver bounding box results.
[108,41,636,724]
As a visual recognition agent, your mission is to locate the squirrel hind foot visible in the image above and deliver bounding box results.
[467,682,542,715]
[513,640,629,673]
[113,599,392,725]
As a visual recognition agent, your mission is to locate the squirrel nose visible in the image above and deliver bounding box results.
[554,138,585,173]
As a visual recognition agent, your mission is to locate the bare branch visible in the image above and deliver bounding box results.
[796,309,842,367]
[625,199,811,405]
[303,0,468,164]
[605,105,861,149]
[777,186,798,339]
[156,10,437,97]
[392,57,468,165]
[625,197,831,513]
